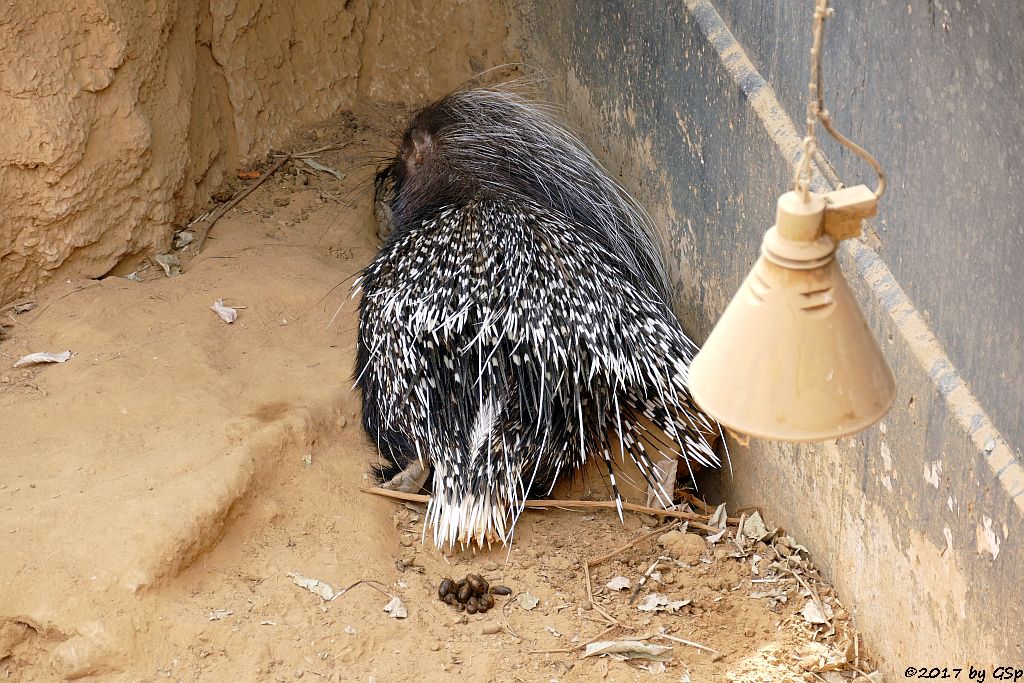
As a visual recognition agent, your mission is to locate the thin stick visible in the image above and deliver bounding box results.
[589,522,679,568]
[654,633,722,657]
[782,566,832,631]
[676,490,714,513]
[583,562,596,604]
[328,578,393,601]
[284,141,352,158]
[529,625,619,654]
[362,487,730,531]
[191,154,291,254]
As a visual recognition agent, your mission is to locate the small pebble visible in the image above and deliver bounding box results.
[274,197,290,207]
[429,642,441,652]
[294,670,304,679]
[483,561,498,571]
[580,600,593,611]
[481,624,502,635]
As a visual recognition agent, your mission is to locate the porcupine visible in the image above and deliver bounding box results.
[355,85,723,548]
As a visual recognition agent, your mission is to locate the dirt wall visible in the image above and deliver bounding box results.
[0,0,513,306]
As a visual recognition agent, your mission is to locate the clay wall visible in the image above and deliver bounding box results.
[0,0,513,305]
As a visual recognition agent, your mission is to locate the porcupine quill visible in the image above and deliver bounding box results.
[354,84,725,548]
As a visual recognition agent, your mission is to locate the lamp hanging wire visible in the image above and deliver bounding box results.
[794,0,887,202]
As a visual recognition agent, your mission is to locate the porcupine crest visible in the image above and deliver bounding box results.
[355,85,723,548]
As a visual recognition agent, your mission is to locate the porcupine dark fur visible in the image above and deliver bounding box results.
[355,85,723,548]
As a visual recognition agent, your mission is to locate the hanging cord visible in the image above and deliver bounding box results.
[793,0,887,202]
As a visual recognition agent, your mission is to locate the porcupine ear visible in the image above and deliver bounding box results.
[405,129,434,172]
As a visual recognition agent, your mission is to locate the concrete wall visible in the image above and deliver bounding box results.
[511,0,1023,672]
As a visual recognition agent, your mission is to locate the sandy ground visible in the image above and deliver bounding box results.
[0,107,877,682]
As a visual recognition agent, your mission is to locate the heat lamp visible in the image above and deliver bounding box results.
[687,0,896,442]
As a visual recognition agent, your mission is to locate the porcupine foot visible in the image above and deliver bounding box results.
[379,459,431,494]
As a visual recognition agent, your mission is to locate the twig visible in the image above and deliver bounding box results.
[676,490,714,513]
[581,562,620,627]
[529,625,619,654]
[23,282,102,321]
[782,566,832,631]
[362,487,728,531]
[654,632,722,657]
[284,141,352,158]
[581,522,682,629]
[589,522,679,568]
[328,578,393,601]
[191,154,291,254]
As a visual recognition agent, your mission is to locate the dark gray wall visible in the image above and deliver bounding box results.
[717,0,1024,450]
[512,0,1024,670]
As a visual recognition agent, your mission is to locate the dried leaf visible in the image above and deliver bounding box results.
[238,170,261,179]
[800,599,834,625]
[708,503,728,529]
[606,576,631,591]
[583,640,672,662]
[154,253,181,277]
[645,458,677,509]
[706,527,728,544]
[516,593,539,610]
[383,596,407,619]
[173,230,195,249]
[741,511,773,542]
[637,593,690,613]
[208,609,234,621]
[210,299,238,324]
[642,662,667,674]
[14,350,72,368]
[302,158,346,181]
[288,572,338,600]
[795,642,848,672]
